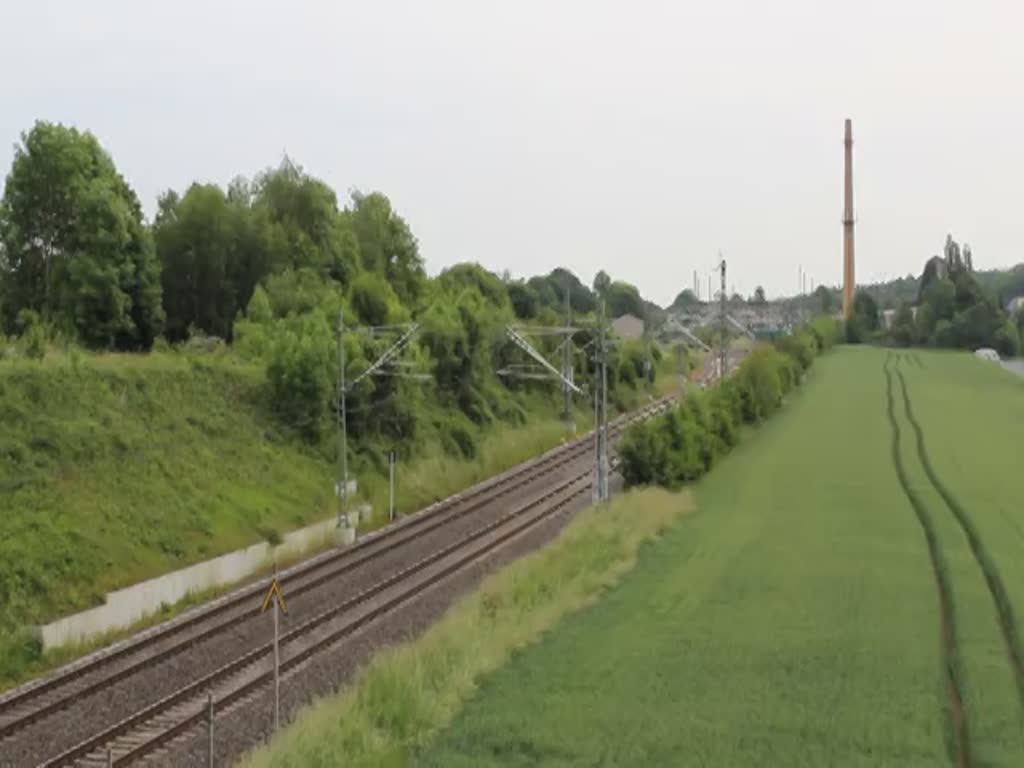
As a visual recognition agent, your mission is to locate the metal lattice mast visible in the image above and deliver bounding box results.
[336,317,423,532]
[719,256,727,381]
[643,308,652,395]
[563,287,572,420]
[337,310,348,528]
[598,298,609,501]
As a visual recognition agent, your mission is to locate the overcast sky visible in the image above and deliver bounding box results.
[1,1,1021,305]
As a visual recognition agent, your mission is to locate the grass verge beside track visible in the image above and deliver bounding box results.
[241,487,692,768]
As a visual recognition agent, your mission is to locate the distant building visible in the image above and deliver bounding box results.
[881,306,918,330]
[611,314,644,340]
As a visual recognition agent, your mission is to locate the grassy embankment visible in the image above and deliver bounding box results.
[406,346,1024,767]
[0,347,675,690]
[242,486,693,768]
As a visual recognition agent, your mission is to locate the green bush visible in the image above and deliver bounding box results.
[620,320,831,490]
[16,310,48,360]
[808,315,841,351]
[265,313,334,441]
[992,320,1020,358]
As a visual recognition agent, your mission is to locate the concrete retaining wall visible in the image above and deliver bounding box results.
[37,512,364,651]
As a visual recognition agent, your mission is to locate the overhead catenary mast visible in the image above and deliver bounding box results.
[562,287,573,421]
[718,256,727,380]
[336,312,425,535]
[591,298,610,503]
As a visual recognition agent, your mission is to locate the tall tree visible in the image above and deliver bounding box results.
[605,280,644,318]
[154,183,268,340]
[548,268,596,314]
[752,286,766,304]
[0,121,163,348]
[253,158,361,285]
[349,191,424,304]
[592,270,611,298]
[671,289,700,310]
[813,285,834,313]
[845,290,879,343]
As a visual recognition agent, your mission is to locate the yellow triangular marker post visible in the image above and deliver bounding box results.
[260,578,288,614]
[261,572,287,732]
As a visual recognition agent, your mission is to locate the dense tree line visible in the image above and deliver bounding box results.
[846,235,1022,356]
[0,120,664,459]
[619,315,840,488]
[0,123,164,349]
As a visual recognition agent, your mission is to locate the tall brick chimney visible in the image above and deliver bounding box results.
[842,119,856,318]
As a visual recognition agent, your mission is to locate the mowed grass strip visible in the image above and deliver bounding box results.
[417,347,948,767]
[892,353,1024,763]
[241,487,694,768]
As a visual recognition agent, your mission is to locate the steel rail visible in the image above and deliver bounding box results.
[45,472,593,767]
[1,396,676,751]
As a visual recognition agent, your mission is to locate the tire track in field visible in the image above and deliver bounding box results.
[884,354,971,767]
[896,367,1024,712]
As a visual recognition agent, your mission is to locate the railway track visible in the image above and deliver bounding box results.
[0,396,675,767]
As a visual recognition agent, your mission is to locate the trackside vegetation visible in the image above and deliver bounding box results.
[0,120,677,690]
[617,314,840,488]
[241,487,693,768]
[0,351,612,691]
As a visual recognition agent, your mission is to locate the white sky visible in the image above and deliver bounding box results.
[1,0,1022,305]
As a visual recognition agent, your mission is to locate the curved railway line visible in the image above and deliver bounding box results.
[0,395,676,767]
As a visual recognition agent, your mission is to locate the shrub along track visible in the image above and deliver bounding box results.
[883,354,970,767]
[0,396,674,767]
[895,365,1024,711]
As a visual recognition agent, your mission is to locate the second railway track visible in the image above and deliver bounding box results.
[0,395,676,767]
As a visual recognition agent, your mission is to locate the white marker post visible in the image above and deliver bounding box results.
[260,574,288,734]
[273,595,279,731]
[207,691,214,768]
[389,449,396,522]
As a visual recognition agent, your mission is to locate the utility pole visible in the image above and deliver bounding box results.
[336,311,349,530]
[592,299,609,503]
[599,298,609,501]
[388,449,396,522]
[562,287,572,421]
[797,266,804,324]
[802,272,808,323]
[334,315,424,536]
[719,257,727,381]
[207,691,214,768]
[592,374,600,502]
[642,308,652,396]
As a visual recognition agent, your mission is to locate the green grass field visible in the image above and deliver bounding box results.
[414,347,1024,767]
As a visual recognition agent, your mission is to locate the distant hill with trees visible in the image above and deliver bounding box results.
[846,235,1023,355]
